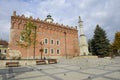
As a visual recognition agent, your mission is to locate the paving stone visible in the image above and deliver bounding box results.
[0,57,120,80]
[52,64,69,68]
[92,77,110,80]
[15,71,45,79]
[0,75,2,80]
[55,72,89,80]
[43,68,68,74]
[110,64,120,67]
[80,69,109,75]
[34,65,55,70]
[104,72,120,79]
[65,66,80,70]
[102,66,120,71]
[19,76,55,80]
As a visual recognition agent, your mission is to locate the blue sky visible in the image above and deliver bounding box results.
[0,0,120,42]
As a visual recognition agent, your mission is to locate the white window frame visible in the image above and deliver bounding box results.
[44,48,48,54]
[56,40,60,45]
[50,48,54,54]
[56,49,60,55]
[44,38,48,44]
[50,39,54,45]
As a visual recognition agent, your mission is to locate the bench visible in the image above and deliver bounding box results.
[48,59,57,64]
[36,60,46,65]
[6,62,19,67]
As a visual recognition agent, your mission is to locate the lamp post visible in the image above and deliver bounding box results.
[64,32,67,59]
[39,41,44,60]
[33,25,37,59]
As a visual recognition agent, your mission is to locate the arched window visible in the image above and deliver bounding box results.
[44,48,48,54]
[44,38,48,44]
[56,40,60,45]
[50,49,54,54]
[56,49,60,54]
[50,39,54,45]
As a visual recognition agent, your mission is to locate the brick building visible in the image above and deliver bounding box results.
[9,11,79,59]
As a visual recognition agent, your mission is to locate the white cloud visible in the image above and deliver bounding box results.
[0,0,120,42]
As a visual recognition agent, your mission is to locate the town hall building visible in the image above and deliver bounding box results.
[9,11,80,59]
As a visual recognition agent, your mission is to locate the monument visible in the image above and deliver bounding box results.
[78,16,89,55]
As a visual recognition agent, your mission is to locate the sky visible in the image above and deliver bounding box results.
[0,0,120,42]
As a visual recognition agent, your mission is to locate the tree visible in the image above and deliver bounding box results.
[112,32,120,56]
[88,39,92,53]
[91,24,110,57]
[17,21,37,60]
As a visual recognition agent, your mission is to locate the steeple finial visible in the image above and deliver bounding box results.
[13,11,16,16]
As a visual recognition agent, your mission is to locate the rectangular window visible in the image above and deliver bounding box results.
[56,49,60,54]
[44,48,48,54]
[56,40,60,45]
[51,49,54,54]
[4,50,6,53]
[51,39,54,44]
[44,38,48,44]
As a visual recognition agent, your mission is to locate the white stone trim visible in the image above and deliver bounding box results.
[50,48,54,55]
[50,39,54,45]
[56,40,60,46]
[44,38,48,45]
[56,49,60,55]
[44,48,48,54]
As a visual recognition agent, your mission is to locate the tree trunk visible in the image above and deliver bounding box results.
[26,47,29,65]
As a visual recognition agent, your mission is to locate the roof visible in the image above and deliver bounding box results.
[0,40,8,46]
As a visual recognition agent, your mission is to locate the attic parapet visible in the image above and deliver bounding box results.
[21,14,25,18]
[12,11,77,30]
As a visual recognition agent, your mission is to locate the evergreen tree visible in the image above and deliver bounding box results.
[91,24,110,57]
[88,39,92,53]
[112,32,120,56]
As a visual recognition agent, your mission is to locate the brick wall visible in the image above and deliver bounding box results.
[9,11,80,59]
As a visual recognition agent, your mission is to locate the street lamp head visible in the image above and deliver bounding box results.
[40,41,44,45]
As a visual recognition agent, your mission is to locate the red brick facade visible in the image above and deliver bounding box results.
[9,11,79,59]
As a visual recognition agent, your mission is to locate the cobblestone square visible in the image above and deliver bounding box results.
[0,57,120,80]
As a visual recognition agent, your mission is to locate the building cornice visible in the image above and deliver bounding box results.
[11,12,78,34]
